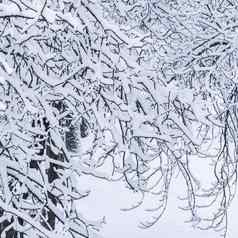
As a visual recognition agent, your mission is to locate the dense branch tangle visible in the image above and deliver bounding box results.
[0,0,113,237]
[98,0,238,236]
[0,0,237,238]
[0,0,202,236]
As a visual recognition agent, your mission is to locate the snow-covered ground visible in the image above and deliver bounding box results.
[78,171,238,238]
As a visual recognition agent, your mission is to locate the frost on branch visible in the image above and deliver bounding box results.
[95,0,238,236]
[0,0,238,238]
[0,0,217,236]
[97,0,238,236]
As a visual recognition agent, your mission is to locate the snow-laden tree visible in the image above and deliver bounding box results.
[0,0,238,237]
[97,0,238,236]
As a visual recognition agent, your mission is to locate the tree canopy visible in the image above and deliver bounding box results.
[0,0,238,237]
